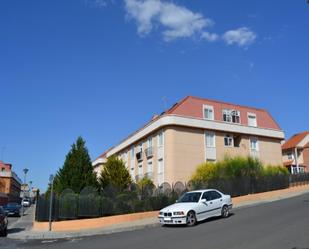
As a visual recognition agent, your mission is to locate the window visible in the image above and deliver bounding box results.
[138,164,143,176]
[205,132,216,148]
[158,131,164,147]
[250,138,259,151]
[201,191,211,201]
[147,137,152,148]
[203,105,214,120]
[224,134,234,147]
[248,113,257,127]
[223,109,240,124]
[233,135,241,147]
[287,152,293,160]
[138,143,143,152]
[210,191,222,200]
[147,160,153,173]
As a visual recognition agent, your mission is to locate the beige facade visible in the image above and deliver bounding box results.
[93,96,285,186]
[94,125,284,186]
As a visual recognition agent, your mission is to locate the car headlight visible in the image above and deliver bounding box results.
[159,212,163,215]
[173,211,184,215]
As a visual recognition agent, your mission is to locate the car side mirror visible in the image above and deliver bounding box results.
[175,200,178,203]
[200,198,207,203]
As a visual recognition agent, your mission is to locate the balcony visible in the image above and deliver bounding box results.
[136,151,143,162]
[145,147,153,158]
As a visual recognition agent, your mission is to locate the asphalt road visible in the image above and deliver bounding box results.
[2,193,309,249]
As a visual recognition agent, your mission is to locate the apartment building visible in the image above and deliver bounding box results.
[0,161,22,204]
[282,131,309,174]
[93,96,285,186]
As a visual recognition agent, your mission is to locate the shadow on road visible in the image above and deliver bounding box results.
[162,213,235,229]
[8,228,25,234]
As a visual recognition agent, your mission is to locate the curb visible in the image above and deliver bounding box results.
[7,187,309,240]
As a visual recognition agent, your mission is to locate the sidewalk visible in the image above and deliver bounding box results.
[8,205,35,236]
[7,185,309,240]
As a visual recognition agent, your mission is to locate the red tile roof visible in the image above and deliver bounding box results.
[167,96,281,130]
[282,131,309,150]
[94,96,282,162]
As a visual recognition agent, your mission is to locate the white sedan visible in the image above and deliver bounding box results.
[158,189,232,226]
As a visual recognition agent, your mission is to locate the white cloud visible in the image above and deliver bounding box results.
[124,0,216,41]
[223,27,257,47]
[201,31,219,42]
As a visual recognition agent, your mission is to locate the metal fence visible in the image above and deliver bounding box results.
[35,173,309,222]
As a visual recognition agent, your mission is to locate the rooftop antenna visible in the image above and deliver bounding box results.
[161,96,168,111]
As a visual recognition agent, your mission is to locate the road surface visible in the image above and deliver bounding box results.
[1,193,309,249]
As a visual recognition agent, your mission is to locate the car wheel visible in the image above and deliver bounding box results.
[186,211,197,226]
[221,205,229,218]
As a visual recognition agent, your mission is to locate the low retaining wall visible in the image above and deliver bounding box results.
[33,185,309,232]
[33,210,159,232]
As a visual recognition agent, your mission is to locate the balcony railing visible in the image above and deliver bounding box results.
[145,147,153,158]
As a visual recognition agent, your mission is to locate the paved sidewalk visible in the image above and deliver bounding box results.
[7,185,309,240]
[7,205,35,236]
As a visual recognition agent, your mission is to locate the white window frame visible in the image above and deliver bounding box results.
[157,131,164,147]
[147,137,153,148]
[223,109,241,124]
[147,159,153,173]
[248,112,257,127]
[203,105,214,120]
[205,131,216,148]
[224,134,234,147]
[250,137,259,151]
[138,163,143,176]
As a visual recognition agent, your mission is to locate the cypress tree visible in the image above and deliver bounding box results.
[53,136,98,194]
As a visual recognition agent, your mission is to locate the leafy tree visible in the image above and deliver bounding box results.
[52,136,98,194]
[99,156,132,191]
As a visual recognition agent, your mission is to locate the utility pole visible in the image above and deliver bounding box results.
[48,174,54,231]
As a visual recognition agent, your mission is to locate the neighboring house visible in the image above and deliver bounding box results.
[0,161,22,204]
[93,96,285,186]
[282,131,309,174]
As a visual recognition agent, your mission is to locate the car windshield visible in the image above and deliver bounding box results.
[178,192,202,203]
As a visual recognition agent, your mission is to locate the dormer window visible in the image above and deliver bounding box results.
[222,109,240,124]
[203,105,214,120]
[248,113,257,127]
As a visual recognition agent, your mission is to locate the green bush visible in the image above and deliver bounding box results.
[190,156,287,188]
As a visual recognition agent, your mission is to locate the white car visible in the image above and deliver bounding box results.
[158,189,232,226]
[22,199,30,207]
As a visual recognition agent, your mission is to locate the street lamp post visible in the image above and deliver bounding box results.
[29,181,33,204]
[48,174,54,232]
[21,168,29,216]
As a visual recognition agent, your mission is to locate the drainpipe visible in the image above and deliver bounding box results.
[294,147,299,174]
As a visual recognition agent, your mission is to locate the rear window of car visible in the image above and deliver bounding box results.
[210,191,222,200]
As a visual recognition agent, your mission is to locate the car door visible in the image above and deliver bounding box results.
[195,191,212,221]
[209,190,223,217]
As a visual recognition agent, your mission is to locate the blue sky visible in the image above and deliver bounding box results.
[1,0,308,191]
